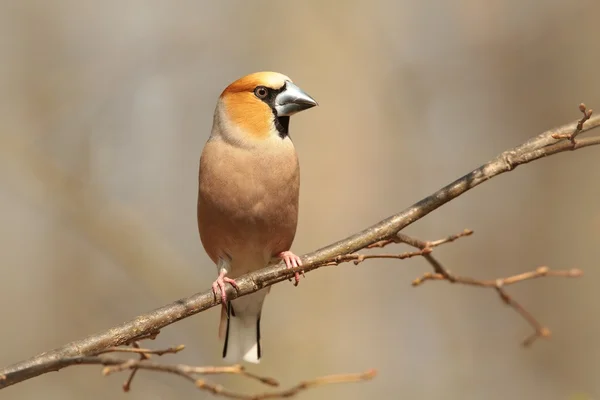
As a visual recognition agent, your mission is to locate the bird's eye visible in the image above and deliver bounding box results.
[254,86,269,99]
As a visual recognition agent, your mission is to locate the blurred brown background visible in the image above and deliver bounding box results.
[1,1,599,399]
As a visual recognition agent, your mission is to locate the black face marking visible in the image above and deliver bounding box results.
[274,115,289,136]
[254,82,290,139]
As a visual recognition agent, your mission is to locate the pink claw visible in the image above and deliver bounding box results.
[211,270,239,304]
[279,251,304,286]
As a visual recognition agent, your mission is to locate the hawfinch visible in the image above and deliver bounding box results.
[197,72,317,363]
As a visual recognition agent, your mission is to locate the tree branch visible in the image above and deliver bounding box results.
[1,105,598,390]
[412,264,582,346]
[95,358,375,399]
[55,341,376,398]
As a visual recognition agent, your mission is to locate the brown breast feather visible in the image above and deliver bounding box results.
[197,137,300,277]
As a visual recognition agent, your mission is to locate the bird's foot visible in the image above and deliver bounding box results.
[211,270,239,304]
[279,251,304,287]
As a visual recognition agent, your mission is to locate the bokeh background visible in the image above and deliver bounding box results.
[1,1,599,399]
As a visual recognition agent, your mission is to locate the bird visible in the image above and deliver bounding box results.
[197,71,317,364]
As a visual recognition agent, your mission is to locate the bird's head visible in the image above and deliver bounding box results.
[214,71,317,143]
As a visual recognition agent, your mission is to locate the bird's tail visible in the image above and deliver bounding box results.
[222,301,261,364]
[219,289,268,364]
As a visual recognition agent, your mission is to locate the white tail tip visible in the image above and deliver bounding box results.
[223,312,261,364]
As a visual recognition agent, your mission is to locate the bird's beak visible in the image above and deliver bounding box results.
[274,81,318,117]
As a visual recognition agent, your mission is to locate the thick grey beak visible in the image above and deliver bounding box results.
[274,81,318,117]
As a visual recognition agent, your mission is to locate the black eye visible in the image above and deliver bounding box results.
[254,86,268,99]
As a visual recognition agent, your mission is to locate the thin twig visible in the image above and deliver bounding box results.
[412,266,583,345]
[321,248,431,267]
[238,369,377,400]
[552,103,593,143]
[65,353,374,399]
[99,340,185,391]
[122,342,145,392]
[367,229,474,249]
[97,344,185,356]
[411,266,583,287]
[319,228,472,266]
[106,359,375,399]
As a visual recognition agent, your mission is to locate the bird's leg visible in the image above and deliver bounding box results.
[278,251,303,286]
[211,268,239,304]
